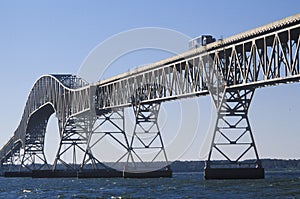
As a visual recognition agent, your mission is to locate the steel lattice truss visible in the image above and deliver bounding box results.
[95,14,300,111]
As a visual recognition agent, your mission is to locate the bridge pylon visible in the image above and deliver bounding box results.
[53,114,92,171]
[80,109,130,172]
[125,102,171,176]
[20,138,49,171]
[205,89,264,179]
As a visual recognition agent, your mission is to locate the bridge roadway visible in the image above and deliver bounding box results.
[0,13,299,179]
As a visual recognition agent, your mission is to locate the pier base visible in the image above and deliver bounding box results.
[204,168,264,180]
[77,170,123,178]
[32,170,77,178]
[4,171,32,178]
[123,170,172,178]
[11,169,172,178]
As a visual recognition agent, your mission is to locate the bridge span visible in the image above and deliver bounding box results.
[1,13,300,179]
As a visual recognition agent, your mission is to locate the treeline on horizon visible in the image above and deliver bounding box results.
[170,159,300,172]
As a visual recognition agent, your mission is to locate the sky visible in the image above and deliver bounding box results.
[0,1,300,164]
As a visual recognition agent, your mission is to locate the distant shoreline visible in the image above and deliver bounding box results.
[170,159,300,172]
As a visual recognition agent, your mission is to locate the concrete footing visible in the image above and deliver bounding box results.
[3,169,172,178]
[204,168,265,180]
[123,170,172,178]
[32,170,78,178]
[4,171,32,177]
[78,170,123,178]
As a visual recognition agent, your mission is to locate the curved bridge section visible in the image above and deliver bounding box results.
[0,74,91,168]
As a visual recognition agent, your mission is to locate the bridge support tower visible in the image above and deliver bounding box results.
[21,133,49,171]
[125,103,171,177]
[80,109,130,174]
[205,89,264,179]
[53,114,92,171]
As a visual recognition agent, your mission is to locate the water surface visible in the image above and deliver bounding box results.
[0,171,299,198]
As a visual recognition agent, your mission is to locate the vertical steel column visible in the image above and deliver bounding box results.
[79,114,100,170]
[126,103,169,173]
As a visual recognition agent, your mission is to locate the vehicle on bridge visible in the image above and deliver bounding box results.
[188,35,216,49]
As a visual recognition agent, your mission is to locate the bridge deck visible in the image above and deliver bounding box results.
[97,13,300,86]
[94,13,300,111]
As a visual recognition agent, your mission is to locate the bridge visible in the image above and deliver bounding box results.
[0,13,300,179]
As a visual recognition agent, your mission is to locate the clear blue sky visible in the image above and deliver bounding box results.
[0,1,299,163]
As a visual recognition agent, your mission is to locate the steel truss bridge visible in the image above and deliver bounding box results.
[0,13,300,179]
